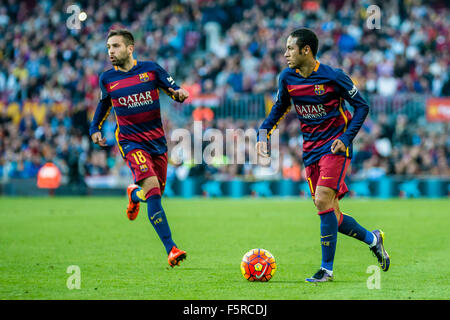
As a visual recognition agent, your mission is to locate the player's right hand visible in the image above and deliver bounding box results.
[91,132,107,147]
[331,138,346,154]
[168,87,189,103]
[256,141,269,158]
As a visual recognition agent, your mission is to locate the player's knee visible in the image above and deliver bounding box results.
[140,176,161,198]
[314,188,335,212]
[314,197,332,211]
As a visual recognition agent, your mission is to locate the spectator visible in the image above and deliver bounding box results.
[0,0,447,184]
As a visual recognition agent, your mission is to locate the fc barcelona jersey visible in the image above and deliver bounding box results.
[89,60,180,157]
[259,61,370,167]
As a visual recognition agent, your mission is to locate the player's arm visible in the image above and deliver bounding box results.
[256,72,292,157]
[332,69,370,153]
[155,63,189,103]
[89,75,112,147]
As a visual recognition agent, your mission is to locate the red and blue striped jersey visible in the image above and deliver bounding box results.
[89,60,180,157]
[259,61,369,167]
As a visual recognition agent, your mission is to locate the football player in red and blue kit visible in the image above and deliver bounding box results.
[90,29,188,267]
[256,29,390,282]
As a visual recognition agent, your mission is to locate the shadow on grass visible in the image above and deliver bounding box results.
[266,280,305,284]
[164,267,212,271]
[226,279,306,285]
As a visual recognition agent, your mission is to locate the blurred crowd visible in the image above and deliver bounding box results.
[0,0,449,184]
[168,111,449,182]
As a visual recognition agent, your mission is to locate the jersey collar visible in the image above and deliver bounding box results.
[313,60,320,72]
[295,60,320,77]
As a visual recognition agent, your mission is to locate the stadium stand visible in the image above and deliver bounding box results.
[0,0,448,196]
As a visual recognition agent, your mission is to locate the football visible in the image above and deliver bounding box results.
[240,248,277,282]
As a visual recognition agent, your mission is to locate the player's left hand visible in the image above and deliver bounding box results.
[331,139,346,154]
[168,87,189,103]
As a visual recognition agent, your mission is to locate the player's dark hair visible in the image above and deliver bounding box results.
[107,29,135,46]
[289,28,319,57]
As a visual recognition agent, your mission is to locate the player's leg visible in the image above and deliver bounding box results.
[125,149,166,216]
[143,152,186,267]
[125,150,186,266]
[125,153,145,220]
[333,181,390,271]
[306,154,357,282]
[125,149,152,219]
[304,163,336,282]
[140,175,178,256]
[306,185,338,282]
[334,197,375,245]
[335,198,390,271]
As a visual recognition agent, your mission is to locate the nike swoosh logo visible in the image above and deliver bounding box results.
[288,88,296,92]
[150,210,162,220]
[321,176,334,180]
[321,234,333,238]
[255,264,268,279]
[110,83,119,90]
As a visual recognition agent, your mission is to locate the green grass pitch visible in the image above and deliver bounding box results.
[1,197,449,300]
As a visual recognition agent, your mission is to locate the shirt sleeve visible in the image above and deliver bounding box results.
[334,69,369,148]
[258,71,292,141]
[154,63,181,101]
[89,74,112,136]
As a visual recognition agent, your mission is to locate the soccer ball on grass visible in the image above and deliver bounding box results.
[240,248,276,282]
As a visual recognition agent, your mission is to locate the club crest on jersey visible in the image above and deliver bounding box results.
[139,72,150,82]
[314,84,325,95]
[139,164,148,172]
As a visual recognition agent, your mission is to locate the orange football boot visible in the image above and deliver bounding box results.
[126,184,140,220]
[168,246,187,267]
